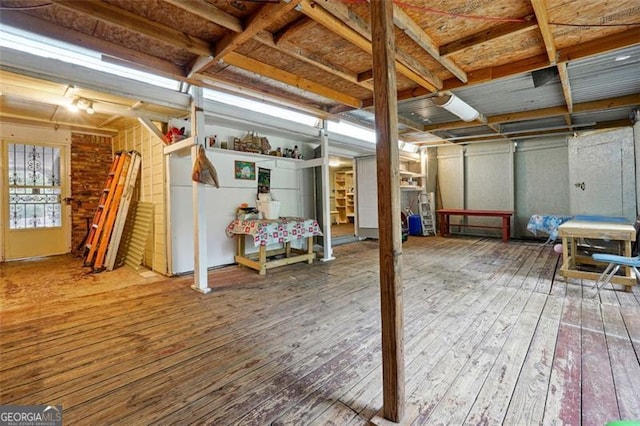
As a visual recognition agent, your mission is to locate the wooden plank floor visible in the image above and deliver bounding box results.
[2,236,640,425]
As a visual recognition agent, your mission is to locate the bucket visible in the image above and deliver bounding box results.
[257,201,281,220]
[408,215,422,236]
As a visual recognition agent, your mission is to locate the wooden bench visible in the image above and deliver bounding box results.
[437,209,514,242]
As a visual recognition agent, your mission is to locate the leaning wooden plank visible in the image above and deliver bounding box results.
[105,151,141,270]
[119,202,154,269]
[601,304,640,419]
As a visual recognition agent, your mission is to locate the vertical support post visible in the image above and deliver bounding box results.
[190,86,210,294]
[320,123,334,261]
[371,0,404,422]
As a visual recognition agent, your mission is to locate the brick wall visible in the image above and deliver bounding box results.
[70,133,112,254]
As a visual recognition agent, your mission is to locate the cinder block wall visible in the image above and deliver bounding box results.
[70,133,113,253]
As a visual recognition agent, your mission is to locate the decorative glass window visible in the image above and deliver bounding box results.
[8,144,62,229]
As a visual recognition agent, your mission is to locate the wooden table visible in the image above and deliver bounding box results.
[225,217,322,275]
[437,209,513,242]
[558,219,636,288]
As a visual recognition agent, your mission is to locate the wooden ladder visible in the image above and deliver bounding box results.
[91,152,132,271]
[104,151,142,271]
[84,151,130,268]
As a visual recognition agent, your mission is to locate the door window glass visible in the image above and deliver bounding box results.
[8,144,61,229]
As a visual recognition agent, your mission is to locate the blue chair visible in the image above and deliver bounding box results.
[591,216,640,294]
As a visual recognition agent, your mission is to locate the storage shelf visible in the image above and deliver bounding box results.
[163,136,195,155]
[399,170,423,177]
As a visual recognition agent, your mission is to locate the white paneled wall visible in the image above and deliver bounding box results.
[169,147,314,274]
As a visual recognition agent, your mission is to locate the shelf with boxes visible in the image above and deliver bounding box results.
[334,170,354,224]
[399,170,424,191]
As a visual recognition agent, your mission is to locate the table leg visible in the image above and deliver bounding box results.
[307,236,313,264]
[236,235,245,257]
[561,237,569,273]
[624,240,633,292]
[258,245,267,275]
[502,216,510,242]
[439,214,449,237]
[285,241,292,258]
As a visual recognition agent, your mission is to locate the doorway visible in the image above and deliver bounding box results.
[330,157,355,241]
[2,141,70,260]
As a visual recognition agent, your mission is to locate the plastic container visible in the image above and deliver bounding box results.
[257,201,281,220]
[408,215,422,236]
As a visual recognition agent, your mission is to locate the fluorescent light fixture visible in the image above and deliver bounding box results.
[432,93,480,122]
[398,141,419,153]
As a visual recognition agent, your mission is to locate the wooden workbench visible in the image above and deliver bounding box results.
[558,219,636,288]
[226,217,322,275]
[437,209,513,242]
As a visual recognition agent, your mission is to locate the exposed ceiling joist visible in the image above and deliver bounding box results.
[254,31,374,91]
[390,5,468,82]
[189,0,302,76]
[51,0,213,57]
[439,17,538,57]
[162,0,243,33]
[530,0,557,64]
[221,52,362,108]
[297,0,441,92]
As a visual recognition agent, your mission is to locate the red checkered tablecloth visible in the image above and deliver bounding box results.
[226,217,323,247]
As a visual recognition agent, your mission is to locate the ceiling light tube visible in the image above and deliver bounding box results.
[433,93,480,122]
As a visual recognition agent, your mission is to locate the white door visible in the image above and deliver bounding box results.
[3,142,70,259]
[568,127,636,220]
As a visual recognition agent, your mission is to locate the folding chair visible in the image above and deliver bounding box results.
[591,215,640,295]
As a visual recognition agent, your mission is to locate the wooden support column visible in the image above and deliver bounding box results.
[371,0,404,422]
[320,122,334,261]
[190,86,211,294]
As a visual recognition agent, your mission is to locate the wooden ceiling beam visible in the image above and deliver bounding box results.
[391,5,467,82]
[530,0,557,64]
[189,0,302,76]
[162,0,243,33]
[298,0,441,92]
[221,52,363,108]
[557,62,573,113]
[531,0,574,119]
[439,17,538,57]
[254,31,374,91]
[51,0,213,57]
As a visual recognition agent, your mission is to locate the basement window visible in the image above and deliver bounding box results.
[0,25,179,90]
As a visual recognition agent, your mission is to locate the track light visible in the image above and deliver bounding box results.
[432,93,480,122]
[68,97,95,114]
